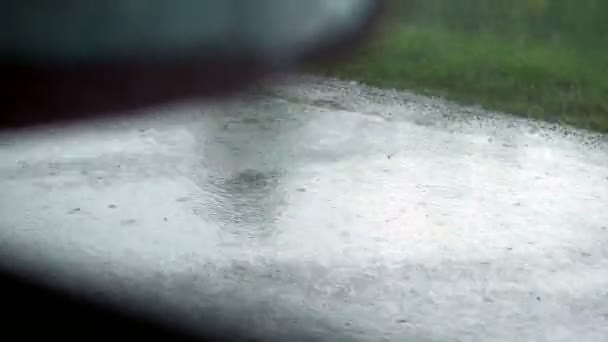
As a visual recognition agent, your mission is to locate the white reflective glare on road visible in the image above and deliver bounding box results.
[1,76,608,341]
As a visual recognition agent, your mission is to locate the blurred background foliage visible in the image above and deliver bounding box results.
[324,0,608,131]
[392,0,607,48]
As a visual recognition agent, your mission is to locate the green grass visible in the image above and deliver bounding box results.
[322,26,608,132]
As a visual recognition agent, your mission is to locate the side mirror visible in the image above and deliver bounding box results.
[1,0,384,129]
[3,0,382,66]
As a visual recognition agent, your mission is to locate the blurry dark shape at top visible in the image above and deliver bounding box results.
[1,0,383,129]
[2,0,378,66]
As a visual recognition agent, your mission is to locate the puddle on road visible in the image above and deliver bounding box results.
[1,75,608,342]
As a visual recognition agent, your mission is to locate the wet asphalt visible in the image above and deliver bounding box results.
[1,75,608,341]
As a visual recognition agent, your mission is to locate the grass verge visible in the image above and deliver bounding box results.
[320,26,608,132]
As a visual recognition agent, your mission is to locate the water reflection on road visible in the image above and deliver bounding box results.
[1,76,608,342]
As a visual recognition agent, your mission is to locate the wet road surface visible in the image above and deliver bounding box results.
[1,76,608,341]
